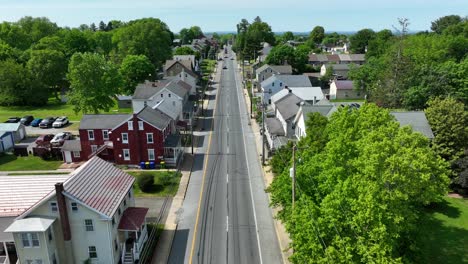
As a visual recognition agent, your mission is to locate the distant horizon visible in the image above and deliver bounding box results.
[0,0,466,33]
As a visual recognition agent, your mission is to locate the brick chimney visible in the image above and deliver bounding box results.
[55,183,75,262]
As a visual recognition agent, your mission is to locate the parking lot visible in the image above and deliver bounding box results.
[25,122,79,136]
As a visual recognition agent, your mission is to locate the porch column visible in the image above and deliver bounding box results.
[3,242,10,264]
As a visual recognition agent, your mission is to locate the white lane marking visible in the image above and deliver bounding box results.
[227,173,229,184]
[226,215,229,232]
[234,61,264,264]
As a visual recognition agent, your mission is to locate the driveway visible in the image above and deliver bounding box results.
[135,197,173,223]
[26,122,79,136]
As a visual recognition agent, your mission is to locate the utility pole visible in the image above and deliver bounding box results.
[191,116,194,155]
[261,95,265,165]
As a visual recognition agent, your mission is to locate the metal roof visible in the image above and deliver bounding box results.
[256,64,292,74]
[275,75,312,87]
[333,80,354,90]
[164,134,181,148]
[265,118,285,136]
[390,112,435,139]
[5,217,55,233]
[63,157,135,218]
[118,207,148,231]
[152,101,179,120]
[61,140,82,152]
[0,175,69,217]
[138,107,172,130]
[165,80,189,98]
[132,82,166,100]
[79,114,131,130]
[0,123,23,132]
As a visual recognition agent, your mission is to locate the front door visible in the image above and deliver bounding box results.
[64,151,72,163]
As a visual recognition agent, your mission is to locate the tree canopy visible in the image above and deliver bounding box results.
[119,55,155,95]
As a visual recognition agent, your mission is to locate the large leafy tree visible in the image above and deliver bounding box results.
[17,16,59,43]
[27,49,67,99]
[349,28,376,53]
[431,15,463,34]
[265,44,311,73]
[0,59,48,106]
[309,26,325,45]
[269,104,449,263]
[0,22,31,50]
[67,52,122,114]
[179,26,204,44]
[243,17,275,59]
[119,55,155,95]
[112,18,173,68]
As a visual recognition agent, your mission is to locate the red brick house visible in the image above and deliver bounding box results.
[68,107,183,167]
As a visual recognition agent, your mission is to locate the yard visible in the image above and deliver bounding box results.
[127,170,182,197]
[0,98,132,122]
[0,154,62,171]
[412,197,468,263]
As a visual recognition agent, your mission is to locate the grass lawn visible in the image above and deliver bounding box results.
[0,98,132,122]
[0,154,62,171]
[413,197,468,263]
[127,171,182,197]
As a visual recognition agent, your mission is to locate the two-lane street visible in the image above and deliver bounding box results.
[169,49,282,264]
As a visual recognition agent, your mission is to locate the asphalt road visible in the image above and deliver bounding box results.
[169,49,282,264]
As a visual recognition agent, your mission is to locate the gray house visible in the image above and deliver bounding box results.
[0,123,26,142]
[390,111,435,139]
[0,131,14,153]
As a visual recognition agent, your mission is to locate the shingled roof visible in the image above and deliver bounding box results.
[164,60,193,72]
[79,114,131,130]
[63,157,135,218]
[275,93,303,121]
[138,106,172,130]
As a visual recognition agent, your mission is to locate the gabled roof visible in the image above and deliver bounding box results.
[79,114,131,130]
[302,104,337,119]
[165,80,189,99]
[349,54,366,61]
[323,64,351,70]
[391,111,434,139]
[262,75,312,88]
[138,107,172,130]
[0,123,23,131]
[153,101,180,120]
[173,55,196,68]
[0,175,70,217]
[275,93,303,121]
[289,87,324,102]
[63,157,135,218]
[61,140,81,152]
[308,54,329,62]
[265,118,285,136]
[256,64,292,75]
[132,81,168,100]
[5,217,55,232]
[333,80,354,90]
[118,207,148,231]
[164,60,193,72]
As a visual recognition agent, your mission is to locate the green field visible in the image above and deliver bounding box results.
[413,197,468,263]
[0,154,62,171]
[127,170,182,197]
[0,98,132,122]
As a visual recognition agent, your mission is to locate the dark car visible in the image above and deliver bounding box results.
[30,118,43,127]
[5,117,20,123]
[35,134,54,146]
[20,115,34,125]
[39,117,56,128]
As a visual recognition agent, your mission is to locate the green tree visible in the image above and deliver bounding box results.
[281,31,294,42]
[366,29,394,57]
[309,26,325,45]
[431,15,463,34]
[32,36,65,52]
[265,44,294,65]
[93,31,113,55]
[349,28,376,53]
[0,22,31,50]
[112,18,173,67]
[0,59,48,106]
[17,16,59,43]
[60,28,94,56]
[27,49,67,99]
[98,21,107,31]
[243,17,275,60]
[0,42,22,61]
[67,52,122,114]
[119,55,155,95]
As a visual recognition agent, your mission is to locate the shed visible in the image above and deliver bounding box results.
[0,123,25,142]
[117,95,132,109]
[0,132,14,153]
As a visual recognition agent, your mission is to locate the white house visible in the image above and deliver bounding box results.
[0,131,14,153]
[3,157,149,264]
[293,103,337,139]
[260,75,312,104]
[271,86,324,105]
[329,80,364,100]
[0,123,26,142]
[169,68,197,95]
[255,64,292,84]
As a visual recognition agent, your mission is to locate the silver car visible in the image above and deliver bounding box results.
[52,116,69,128]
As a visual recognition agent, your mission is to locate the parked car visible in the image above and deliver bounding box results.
[30,118,43,127]
[50,132,72,146]
[35,134,54,146]
[20,115,34,125]
[52,116,69,128]
[5,117,20,123]
[39,117,56,128]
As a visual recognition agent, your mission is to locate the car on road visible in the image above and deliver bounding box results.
[30,118,43,127]
[5,117,20,123]
[39,117,56,128]
[52,116,69,128]
[20,115,34,126]
[35,134,54,146]
[50,132,72,146]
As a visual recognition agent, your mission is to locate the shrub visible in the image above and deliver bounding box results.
[137,173,154,192]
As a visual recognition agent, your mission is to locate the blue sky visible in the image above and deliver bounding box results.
[0,0,466,33]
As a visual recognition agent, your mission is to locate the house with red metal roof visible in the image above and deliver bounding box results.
[3,157,148,264]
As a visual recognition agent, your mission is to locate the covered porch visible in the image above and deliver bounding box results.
[118,207,149,264]
[163,134,184,167]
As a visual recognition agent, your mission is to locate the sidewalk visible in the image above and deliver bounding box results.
[239,66,293,263]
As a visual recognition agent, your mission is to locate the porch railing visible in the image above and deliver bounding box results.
[134,224,148,260]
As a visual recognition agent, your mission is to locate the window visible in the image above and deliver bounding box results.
[87,130,94,140]
[118,207,121,216]
[52,254,57,264]
[138,121,144,130]
[123,149,130,161]
[160,94,163,98]
[84,219,94,231]
[50,202,58,212]
[91,145,97,153]
[112,217,115,226]
[127,121,133,130]
[123,199,127,206]
[73,151,80,158]
[102,130,109,140]
[71,202,78,212]
[122,133,128,144]
[114,239,118,251]
[280,82,283,87]
[21,233,40,248]
[146,133,154,144]
[148,149,155,161]
[88,246,98,259]
[272,82,275,87]
[48,229,53,241]
[168,93,171,98]
[128,190,132,198]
